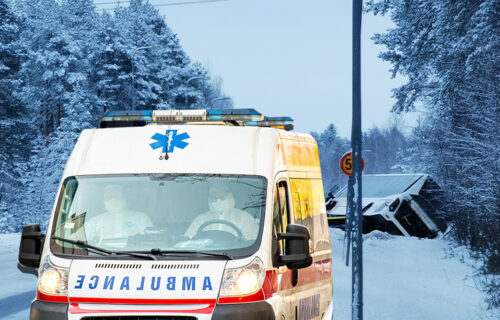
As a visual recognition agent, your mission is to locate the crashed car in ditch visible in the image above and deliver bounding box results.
[327,174,448,239]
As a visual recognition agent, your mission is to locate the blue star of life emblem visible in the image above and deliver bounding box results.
[150,130,190,153]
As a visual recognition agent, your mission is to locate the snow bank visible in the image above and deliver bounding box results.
[331,229,498,319]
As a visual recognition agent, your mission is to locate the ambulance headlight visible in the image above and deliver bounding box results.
[38,257,68,295]
[220,257,265,296]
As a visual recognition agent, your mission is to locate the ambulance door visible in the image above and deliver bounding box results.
[272,178,297,319]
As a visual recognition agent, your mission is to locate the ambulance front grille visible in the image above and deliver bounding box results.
[151,263,200,270]
[82,317,197,320]
[95,263,142,269]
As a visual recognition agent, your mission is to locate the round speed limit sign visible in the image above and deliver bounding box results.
[340,152,365,176]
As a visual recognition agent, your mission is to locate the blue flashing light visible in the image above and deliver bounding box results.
[263,116,293,122]
[100,110,153,128]
[103,110,153,117]
[243,121,260,126]
[101,110,153,121]
[207,108,262,121]
[244,116,294,131]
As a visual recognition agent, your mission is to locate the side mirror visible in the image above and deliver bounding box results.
[18,223,45,271]
[277,224,312,270]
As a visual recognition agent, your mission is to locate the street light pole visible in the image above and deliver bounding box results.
[210,96,231,109]
[185,76,204,108]
[351,0,363,319]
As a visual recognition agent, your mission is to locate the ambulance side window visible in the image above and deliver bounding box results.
[273,181,290,255]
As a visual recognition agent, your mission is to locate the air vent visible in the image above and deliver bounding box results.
[95,263,142,269]
[151,263,199,270]
[152,110,207,122]
[183,115,204,121]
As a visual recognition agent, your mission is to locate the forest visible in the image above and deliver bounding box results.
[0,0,231,233]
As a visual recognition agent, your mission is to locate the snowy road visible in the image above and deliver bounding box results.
[0,234,36,320]
[0,231,496,320]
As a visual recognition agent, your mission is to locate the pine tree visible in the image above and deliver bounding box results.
[92,13,132,112]
[363,124,408,174]
[0,0,27,232]
[312,124,350,194]
[18,0,99,225]
[113,0,221,110]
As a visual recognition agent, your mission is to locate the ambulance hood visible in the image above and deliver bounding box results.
[68,259,227,301]
[64,125,278,177]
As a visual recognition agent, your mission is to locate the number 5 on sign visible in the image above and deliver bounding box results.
[340,152,365,176]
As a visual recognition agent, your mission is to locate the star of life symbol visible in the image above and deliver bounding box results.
[150,130,190,153]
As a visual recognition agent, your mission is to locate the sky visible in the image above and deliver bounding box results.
[96,0,416,137]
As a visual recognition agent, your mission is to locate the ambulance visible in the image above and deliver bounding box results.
[18,109,333,320]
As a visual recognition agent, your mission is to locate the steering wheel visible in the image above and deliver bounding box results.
[194,219,243,241]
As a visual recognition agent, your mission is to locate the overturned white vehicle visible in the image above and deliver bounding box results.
[327,174,448,239]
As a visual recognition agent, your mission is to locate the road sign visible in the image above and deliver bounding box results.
[340,152,364,176]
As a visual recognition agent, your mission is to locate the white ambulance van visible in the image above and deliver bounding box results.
[18,109,333,320]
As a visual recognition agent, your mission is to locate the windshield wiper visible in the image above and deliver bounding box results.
[149,248,232,260]
[52,236,158,260]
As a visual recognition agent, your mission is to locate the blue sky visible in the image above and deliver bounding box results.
[97,0,416,137]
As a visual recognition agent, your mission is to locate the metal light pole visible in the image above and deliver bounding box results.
[130,45,161,110]
[350,0,363,319]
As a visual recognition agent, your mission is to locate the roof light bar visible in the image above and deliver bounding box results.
[99,109,293,130]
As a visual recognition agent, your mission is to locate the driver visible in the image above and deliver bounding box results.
[83,184,153,245]
[184,182,258,241]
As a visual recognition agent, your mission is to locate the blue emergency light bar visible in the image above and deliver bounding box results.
[206,108,263,121]
[101,110,152,121]
[244,116,294,131]
[99,109,293,131]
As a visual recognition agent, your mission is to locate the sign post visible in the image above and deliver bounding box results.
[340,152,364,268]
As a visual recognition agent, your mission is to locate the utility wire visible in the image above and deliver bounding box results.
[94,0,232,8]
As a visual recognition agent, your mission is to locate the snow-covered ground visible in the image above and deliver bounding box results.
[0,231,497,320]
[330,229,498,319]
[0,233,37,320]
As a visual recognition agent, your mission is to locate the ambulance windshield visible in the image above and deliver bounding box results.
[51,174,266,258]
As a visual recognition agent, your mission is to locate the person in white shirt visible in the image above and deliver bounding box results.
[84,184,152,246]
[185,182,258,241]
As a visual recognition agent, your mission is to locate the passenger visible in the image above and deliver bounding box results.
[84,184,153,245]
[184,182,258,241]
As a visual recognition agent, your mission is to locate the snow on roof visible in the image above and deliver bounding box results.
[336,174,424,198]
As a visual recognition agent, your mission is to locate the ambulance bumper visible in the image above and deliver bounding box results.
[29,300,274,320]
[30,300,68,320]
[212,301,275,320]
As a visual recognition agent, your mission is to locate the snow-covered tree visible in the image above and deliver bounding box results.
[113,0,223,110]
[363,123,408,174]
[92,12,132,112]
[0,0,231,231]
[16,0,100,225]
[0,0,27,232]
[312,124,350,194]
[367,0,500,285]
